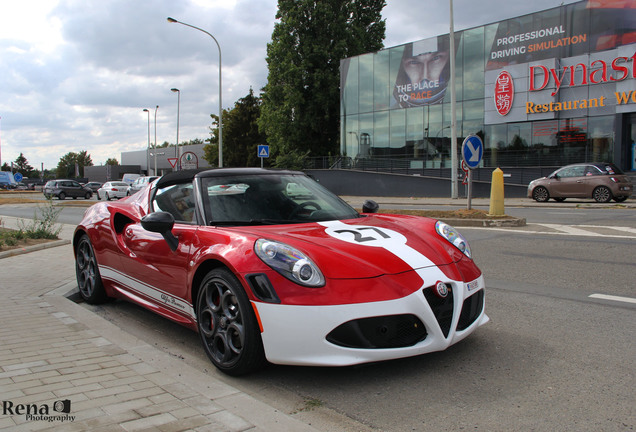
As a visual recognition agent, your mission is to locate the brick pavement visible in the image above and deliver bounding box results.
[0,216,321,432]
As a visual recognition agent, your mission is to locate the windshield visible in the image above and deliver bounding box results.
[201,174,360,225]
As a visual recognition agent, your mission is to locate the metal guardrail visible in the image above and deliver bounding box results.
[304,156,563,186]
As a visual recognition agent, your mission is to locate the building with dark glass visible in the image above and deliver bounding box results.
[340,0,636,178]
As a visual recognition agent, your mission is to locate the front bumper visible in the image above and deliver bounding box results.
[254,274,488,366]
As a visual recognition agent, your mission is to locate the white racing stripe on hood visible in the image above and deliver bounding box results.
[319,220,435,270]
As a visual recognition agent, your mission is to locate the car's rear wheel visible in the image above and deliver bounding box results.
[614,196,628,203]
[75,235,109,304]
[196,268,266,376]
[532,186,549,202]
[58,192,66,200]
[593,186,612,203]
[85,192,91,199]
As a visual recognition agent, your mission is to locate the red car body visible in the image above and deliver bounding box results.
[74,168,488,375]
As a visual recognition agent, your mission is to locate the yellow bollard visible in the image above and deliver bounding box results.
[488,167,505,216]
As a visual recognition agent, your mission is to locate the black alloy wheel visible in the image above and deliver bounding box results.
[196,268,266,375]
[75,235,109,304]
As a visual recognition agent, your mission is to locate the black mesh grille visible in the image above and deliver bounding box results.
[422,284,454,337]
[457,290,484,331]
[326,314,427,349]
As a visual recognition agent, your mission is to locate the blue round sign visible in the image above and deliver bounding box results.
[14,172,23,182]
[461,135,483,169]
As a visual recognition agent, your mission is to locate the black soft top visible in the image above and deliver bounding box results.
[154,168,304,189]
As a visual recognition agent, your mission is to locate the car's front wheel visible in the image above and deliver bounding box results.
[532,186,549,202]
[593,186,612,203]
[75,235,109,304]
[196,268,266,376]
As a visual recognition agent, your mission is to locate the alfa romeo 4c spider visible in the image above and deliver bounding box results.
[74,168,488,375]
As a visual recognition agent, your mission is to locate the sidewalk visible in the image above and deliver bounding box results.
[0,216,346,432]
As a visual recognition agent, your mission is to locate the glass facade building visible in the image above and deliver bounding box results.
[340,0,636,173]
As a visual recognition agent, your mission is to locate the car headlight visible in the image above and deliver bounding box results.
[255,239,325,287]
[435,220,472,259]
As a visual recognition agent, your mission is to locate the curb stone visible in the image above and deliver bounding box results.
[0,239,71,259]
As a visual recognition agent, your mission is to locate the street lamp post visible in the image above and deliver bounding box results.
[449,0,459,199]
[154,105,159,175]
[171,88,180,170]
[142,109,151,175]
[167,17,223,168]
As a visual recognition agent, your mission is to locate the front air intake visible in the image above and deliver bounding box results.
[326,314,427,349]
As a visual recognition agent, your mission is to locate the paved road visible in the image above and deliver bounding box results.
[1,197,634,431]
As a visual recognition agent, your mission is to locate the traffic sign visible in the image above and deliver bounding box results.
[14,172,23,182]
[257,145,269,158]
[461,135,483,169]
[167,158,178,168]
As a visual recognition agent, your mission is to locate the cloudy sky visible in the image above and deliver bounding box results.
[0,0,580,171]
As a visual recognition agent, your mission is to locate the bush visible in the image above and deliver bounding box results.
[18,198,63,239]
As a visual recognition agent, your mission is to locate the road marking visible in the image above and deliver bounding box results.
[467,224,636,239]
[588,294,636,305]
[539,223,603,236]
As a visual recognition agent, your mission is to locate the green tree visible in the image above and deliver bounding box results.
[13,153,36,177]
[215,88,266,167]
[203,114,220,167]
[56,151,93,178]
[259,0,386,165]
[105,158,119,165]
[1,162,11,171]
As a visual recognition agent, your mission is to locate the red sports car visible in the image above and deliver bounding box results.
[74,168,488,375]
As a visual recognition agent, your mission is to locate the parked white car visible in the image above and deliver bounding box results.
[97,182,130,200]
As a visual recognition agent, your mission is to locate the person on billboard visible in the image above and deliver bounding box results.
[393,35,450,107]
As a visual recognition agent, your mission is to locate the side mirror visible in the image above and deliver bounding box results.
[141,212,179,251]
[362,199,379,213]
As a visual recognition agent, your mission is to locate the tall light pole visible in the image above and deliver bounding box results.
[142,109,150,175]
[154,105,159,175]
[171,88,180,170]
[449,0,459,199]
[167,17,223,167]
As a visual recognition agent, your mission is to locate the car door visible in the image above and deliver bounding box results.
[116,181,200,323]
[550,165,586,197]
[68,180,84,197]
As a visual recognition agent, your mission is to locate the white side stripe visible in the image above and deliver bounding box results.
[99,266,196,319]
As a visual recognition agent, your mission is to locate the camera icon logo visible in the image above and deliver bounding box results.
[53,400,71,414]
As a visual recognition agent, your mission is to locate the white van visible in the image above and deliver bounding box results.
[121,173,141,185]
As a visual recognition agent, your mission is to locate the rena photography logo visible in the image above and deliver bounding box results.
[2,399,75,423]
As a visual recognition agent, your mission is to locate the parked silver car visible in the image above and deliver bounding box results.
[127,176,159,195]
[97,182,130,201]
[43,180,93,200]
